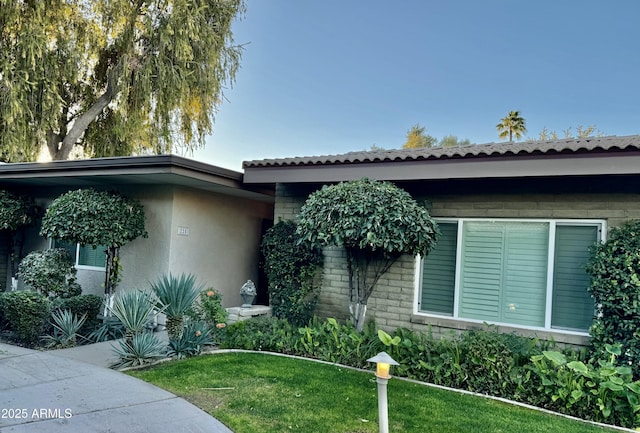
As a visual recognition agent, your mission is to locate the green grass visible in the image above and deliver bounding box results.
[128,352,619,433]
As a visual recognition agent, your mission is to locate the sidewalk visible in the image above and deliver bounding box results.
[0,338,233,433]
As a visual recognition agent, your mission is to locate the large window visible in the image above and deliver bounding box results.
[52,240,107,269]
[417,219,603,333]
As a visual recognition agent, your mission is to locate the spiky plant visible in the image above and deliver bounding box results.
[111,332,165,369]
[42,309,86,348]
[166,319,213,359]
[150,273,203,340]
[108,289,161,342]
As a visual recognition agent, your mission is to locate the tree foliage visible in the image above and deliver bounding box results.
[0,0,245,162]
[40,189,147,297]
[537,125,604,141]
[297,178,438,331]
[261,220,323,326]
[586,220,640,379]
[439,135,471,148]
[403,124,437,149]
[496,110,527,142]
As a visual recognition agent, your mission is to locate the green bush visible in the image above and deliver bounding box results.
[222,317,298,353]
[528,345,640,428]
[0,291,51,344]
[18,249,81,298]
[52,294,103,335]
[586,219,640,377]
[261,220,323,326]
[189,289,228,326]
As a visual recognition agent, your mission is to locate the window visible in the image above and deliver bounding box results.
[418,219,603,333]
[52,239,107,269]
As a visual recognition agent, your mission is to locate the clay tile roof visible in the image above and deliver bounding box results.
[243,135,640,168]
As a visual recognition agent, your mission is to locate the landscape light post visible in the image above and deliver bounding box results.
[367,351,399,433]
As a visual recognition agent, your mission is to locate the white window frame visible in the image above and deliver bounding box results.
[49,240,107,271]
[413,218,606,336]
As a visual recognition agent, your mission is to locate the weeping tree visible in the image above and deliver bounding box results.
[0,0,245,162]
[40,189,147,312]
[296,178,439,332]
[0,190,40,289]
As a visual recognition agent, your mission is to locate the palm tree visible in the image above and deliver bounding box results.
[496,110,527,142]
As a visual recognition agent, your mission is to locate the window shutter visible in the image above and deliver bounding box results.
[552,225,597,331]
[459,221,548,326]
[78,245,107,268]
[421,222,457,315]
[459,221,504,321]
[502,223,548,327]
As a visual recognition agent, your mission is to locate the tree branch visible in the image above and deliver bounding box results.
[55,73,116,160]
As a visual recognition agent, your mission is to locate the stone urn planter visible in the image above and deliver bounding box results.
[240,280,257,308]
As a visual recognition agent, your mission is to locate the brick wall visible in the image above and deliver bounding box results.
[274,183,640,345]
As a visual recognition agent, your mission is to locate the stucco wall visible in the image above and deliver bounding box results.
[117,186,174,292]
[164,187,272,307]
[274,182,640,345]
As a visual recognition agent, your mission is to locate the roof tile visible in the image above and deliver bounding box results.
[243,135,640,168]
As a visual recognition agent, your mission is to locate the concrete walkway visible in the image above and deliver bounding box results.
[0,339,233,433]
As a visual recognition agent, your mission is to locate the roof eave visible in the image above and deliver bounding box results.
[243,151,640,184]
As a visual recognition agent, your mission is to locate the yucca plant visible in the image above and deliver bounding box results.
[111,332,165,369]
[108,289,162,342]
[150,273,203,340]
[42,309,86,348]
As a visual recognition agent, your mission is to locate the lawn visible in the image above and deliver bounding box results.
[128,352,620,433]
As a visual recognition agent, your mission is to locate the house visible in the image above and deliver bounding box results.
[0,155,274,308]
[242,135,640,346]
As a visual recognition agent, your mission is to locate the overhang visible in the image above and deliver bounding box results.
[0,155,274,202]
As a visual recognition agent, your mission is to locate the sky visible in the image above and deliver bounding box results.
[193,0,640,171]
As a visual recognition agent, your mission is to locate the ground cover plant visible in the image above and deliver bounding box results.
[128,352,619,433]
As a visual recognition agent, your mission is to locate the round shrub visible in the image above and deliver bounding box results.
[0,291,51,344]
[586,219,640,376]
[18,249,81,298]
[261,220,323,326]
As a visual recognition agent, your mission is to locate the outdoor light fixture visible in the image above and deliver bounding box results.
[368,351,398,379]
[367,351,399,433]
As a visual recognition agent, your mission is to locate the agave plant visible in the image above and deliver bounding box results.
[42,309,87,348]
[88,318,126,343]
[166,319,213,359]
[110,332,165,369]
[108,289,162,342]
[150,273,203,340]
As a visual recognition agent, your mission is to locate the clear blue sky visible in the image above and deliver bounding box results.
[194,0,640,171]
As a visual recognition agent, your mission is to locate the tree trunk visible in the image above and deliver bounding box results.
[166,316,184,341]
[350,301,367,333]
[102,246,119,317]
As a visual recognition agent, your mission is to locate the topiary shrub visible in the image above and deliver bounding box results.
[297,178,438,331]
[261,220,323,326]
[0,291,51,344]
[18,249,81,298]
[586,219,640,377]
[52,294,103,335]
